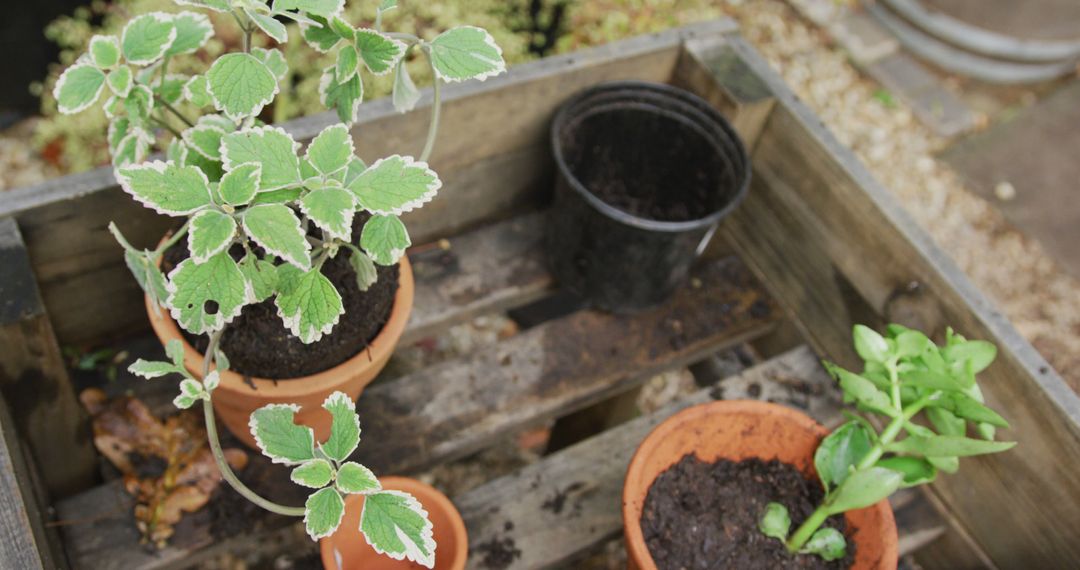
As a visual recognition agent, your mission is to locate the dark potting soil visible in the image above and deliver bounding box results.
[641,455,855,570]
[160,216,399,380]
[561,108,730,222]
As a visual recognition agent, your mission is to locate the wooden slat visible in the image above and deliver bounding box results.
[1,19,737,347]
[0,218,96,498]
[718,34,1080,568]
[457,346,944,569]
[56,254,776,569]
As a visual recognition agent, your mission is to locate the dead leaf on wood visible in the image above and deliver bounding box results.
[79,388,248,547]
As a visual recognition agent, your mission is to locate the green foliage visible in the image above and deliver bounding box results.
[759,503,790,541]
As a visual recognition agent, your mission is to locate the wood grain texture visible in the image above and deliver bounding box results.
[720,33,1080,568]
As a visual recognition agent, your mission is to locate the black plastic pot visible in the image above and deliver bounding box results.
[546,81,751,313]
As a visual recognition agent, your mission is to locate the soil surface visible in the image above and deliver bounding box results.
[161,216,399,379]
[641,454,853,570]
[561,107,733,222]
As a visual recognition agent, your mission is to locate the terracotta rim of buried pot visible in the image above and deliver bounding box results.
[319,476,468,570]
[623,400,898,570]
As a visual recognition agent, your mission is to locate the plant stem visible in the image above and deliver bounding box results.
[153,221,190,259]
[200,328,306,518]
[155,96,196,128]
[419,45,442,163]
[152,116,184,138]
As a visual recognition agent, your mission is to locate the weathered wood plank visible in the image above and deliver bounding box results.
[2,19,737,347]
[0,218,96,498]
[457,346,944,569]
[56,255,776,569]
[720,33,1080,568]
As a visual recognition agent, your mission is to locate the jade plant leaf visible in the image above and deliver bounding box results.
[90,35,122,68]
[304,487,346,539]
[167,12,214,56]
[759,502,790,541]
[122,13,177,65]
[347,247,378,291]
[166,251,252,334]
[814,421,874,492]
[319,65,363,124]
[360,491,435,567]
[824,467,903,515]
[360,214,410,266]
[219,163,262,206]
[207,53,278,120]
[305,124,354,176]
[275,265,345,343]
[300,187,356,241]
[799,528,846,561]
[353,30,406,75]
[391,60,421,113]
[291,459,335,488]
[221,126,302,191]
[321,392,360,462]
[428,26,506,82]
[54,64,107,114]
[348,155,440,215]
[238,254,278,303]
[876,456,937,488]
[250,403,316,465]
[336,462,380,494]
[116,161,212,216]
[243,204,311,270]
[188,209,237,263]
[885,435,1015,457]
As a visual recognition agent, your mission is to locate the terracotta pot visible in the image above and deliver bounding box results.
[320,476,467,570]
[146,255,414,449]
[623,400,898,570]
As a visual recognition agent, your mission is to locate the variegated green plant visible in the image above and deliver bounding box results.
[55,1,505,566]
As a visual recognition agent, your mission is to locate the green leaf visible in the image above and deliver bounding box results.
[238,254,278,302]
[122,248,170,306]
[429,26,506,82]
[273,0,345,18]
[247,9,288,43]
[900,369,966,393]
[184,75,212,107]
[824,467,902,515]
[304,487,346,539]
[122,13,177,65]
[301,17,344,53]
[348,248,378,291]
[203,369,221,391]
[814,421,874,492]
[886,435,1016,457]
[219,163,262,206]
[128,359,179,379]
[343,157,367,187]
[943,340,997,375]
[275,265,345,343]
[877,456,937,488]
[799,528,846,561]
[173,378,205,409]
[895,330,934,359]
[927,406,965,436]
[353,30,406,75]
[300,187,356,241]
[933,393,1010,428]
[927,456,959,474]
[188,210,237,263]
[360,214,410,266]
[328,16,355,39]
[349,155,440,215]
[112,132,151,169]
[251,187,303,205]
[117,161,212,216]
[243,204,311,270]
[156,74,188,105]
[360,491,435,567]
[221,126,301,191]
[207,53,278,120]
[106,65,133,98]
[379,0,397,12]
[124,85,155,126]
[337,462,380,494]
[89,35,121,68]
[252,47,288,80]
[825,363,895,417]
[291,459,335,489]
[166,339,185,367]
[336,44,359,82]
[167,12,213,56]
[759,502,790,541]
[853,324,890,363]
[250,403,316,464]
[391,59,421,113]
[175,0,231,11]
[319,65,363,124]
[167,252,252,334]
[306,124,354,175]
[321,391,360,462]
[182,124,227,161]
[54,64,107,115]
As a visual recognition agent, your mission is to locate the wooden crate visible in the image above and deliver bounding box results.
[1,19,1077,570]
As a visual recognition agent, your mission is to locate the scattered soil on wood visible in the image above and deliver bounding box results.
[161,215,398,379]
[475,535,523,569]
[641,454,853,570]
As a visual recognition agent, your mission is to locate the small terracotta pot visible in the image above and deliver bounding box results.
[146,255,414,449]
[320,476,467,570]
[623,400,898,570]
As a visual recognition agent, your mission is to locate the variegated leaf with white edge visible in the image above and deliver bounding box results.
[300,16,344,53]
[116,161,212,216]
[219,162,261,205]
[54,64,107,115]
[304,487,346,539]
[253,47,289,80]
[243,204,311,271]
[249,403,316,464]
[336,44,359,83]
[348,155,440,215]
[272,0,345,18]
[360,491,435,568]
[174,0,231,11]
[428,26,506,82]
[239,254,278,303]
[360,214,410,266]
[319,65,363,125]
[106,65,133,97]
[174,378,206,409]
[391,59,421,113]
[207,53,278,120]
[221,126,301,191]
[183,75,212,107]
[122,13,177,65]
[321,391,360,462]
[336,462,379,494]
[246,9,288,43]
[275,265,344,343]
[342,157,367,187]
[166,251,253,334]
[203,369,221,392]
[89,35,121,68]
[182,124,227,160]
[167,12,214,56]
[128,359,180,379]
[347,247,378,291]
[112,132,151,169]
[165,339,185,367]
[188,209,237,263]
[291,458,335,489]
[353,29,406,76]
[305,124,354,176]
[299,187,356,241]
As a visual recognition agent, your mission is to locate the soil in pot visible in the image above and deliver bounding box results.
[160,215,399,380]
[641,454,854,570]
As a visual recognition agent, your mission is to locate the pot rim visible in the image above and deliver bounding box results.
[550,80,751,233]
[145,255,414,400]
